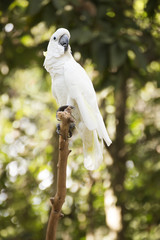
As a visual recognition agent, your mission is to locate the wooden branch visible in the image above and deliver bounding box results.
[45,107,74,240]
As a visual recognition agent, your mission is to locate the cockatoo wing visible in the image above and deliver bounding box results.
[64,58,97,130]
[64,58,112,146]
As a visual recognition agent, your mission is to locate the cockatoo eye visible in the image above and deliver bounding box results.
[53,36,56,40]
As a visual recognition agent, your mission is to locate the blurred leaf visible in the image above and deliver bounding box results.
[145,0,160,17]
[101,32,115,44]
[52,0,66,9]
[71,28,95,45]
[110,43,127,68]
[28,0,43,15]
[131,44,147,69]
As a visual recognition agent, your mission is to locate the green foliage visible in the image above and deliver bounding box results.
[0,0,160,239]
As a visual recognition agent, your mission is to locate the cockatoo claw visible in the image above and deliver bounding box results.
[56,122,75,138]
[56,123,61,135]
[56,105,75,138]
[68,122,75,138]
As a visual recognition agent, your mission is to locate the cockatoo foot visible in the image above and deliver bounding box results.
[56,123,61,135]
[68,122,75,138]
[56,122,75,138]
[56,105,75,138]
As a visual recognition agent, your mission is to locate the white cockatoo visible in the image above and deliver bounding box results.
[43,28,112,170]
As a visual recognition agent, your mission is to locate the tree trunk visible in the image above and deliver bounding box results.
[109,76,128,240]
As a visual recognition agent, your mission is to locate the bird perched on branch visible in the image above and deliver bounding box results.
[43,28,112,170]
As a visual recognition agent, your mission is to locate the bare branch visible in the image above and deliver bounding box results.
[45,107,74,240]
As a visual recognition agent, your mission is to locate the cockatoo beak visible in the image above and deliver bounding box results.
[59,34,69,52]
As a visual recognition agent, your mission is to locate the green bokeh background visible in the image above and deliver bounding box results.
[0,0,160,239]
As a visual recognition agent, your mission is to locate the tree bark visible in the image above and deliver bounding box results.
[51,130,59,197]
[45,107,74,240]
[114,77,128,240]
[107,75,128,240]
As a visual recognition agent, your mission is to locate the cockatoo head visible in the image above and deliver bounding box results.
[44,28,70,59]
